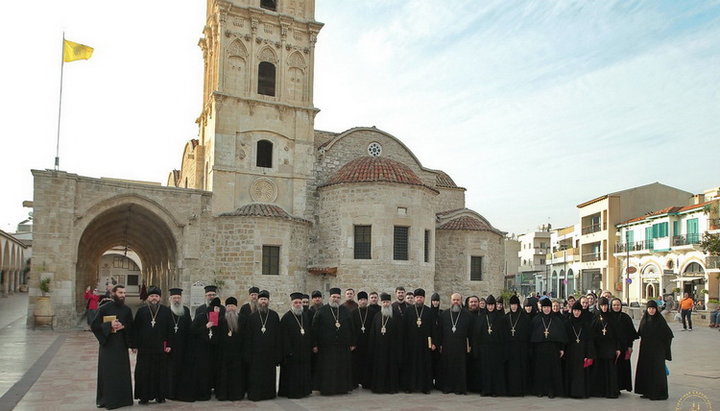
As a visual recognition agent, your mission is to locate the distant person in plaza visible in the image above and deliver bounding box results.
[608,297,638,392]
[84,285,100,328]
[132,286,172,405]
[368,292,403,393]
[278,292,314,399]
[437,293,472,394]
[392,286,407,317]
[309,290,323,313]
[709,304,720,328]
[91,284,133,410]
[679,292,694,331]
[312,287,356,395]
[351,291,374,388]
[505,294,532,396]
[240,286,260,317]
[634,300,673,400]
[139,282,148,301]
[589,297,620,398]
[215,297,247,401]
[166,288,191,401]
[99,283,114,306]
[530,297,566,398]
[401,288,437,394]
[244,290,280,401]
[564,301,595,399]
[343,288,358,312]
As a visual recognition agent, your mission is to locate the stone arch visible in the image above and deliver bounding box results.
[74,202,179,312]
[225,39,248,95]
[679,257,706,274]
[257,46,278,64]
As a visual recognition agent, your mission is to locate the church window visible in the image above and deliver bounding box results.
[470,256,483,281]
[354,225,372,259]
[262,245,280,275]
[368,142,382,157]
[393,226,409,261]
[257,140,273,168]
[424,230,431,263]
[258,62,276,96]
[260,0,277,11]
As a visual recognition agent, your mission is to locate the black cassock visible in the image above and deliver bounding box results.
[177,309,221,401]
[634,311,673,400]
[91,301,134,410]
[530,312,567,397]
[465,310,483,392]
[608,309,638,392]
[474,309,507,396]
[504,310,532,396]
[215,314,247,401]
[278,310,314,399]
[401,304,437,393]
[132,304,173,402]
[430,306,442,389]
[312,304,356,395]
[368,313,403,393]
[590,311,620,398]
[244,309,281,401]
[166,306,191,401]
[564,315,595,398]
[437,309,472,394]
[350,305,376,388]
[239,302,253,317]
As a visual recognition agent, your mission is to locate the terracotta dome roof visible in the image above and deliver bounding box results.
[438,216,495,232]
[219,203,310,223]
[324,156,424,187]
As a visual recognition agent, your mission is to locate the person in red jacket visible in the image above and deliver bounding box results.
[84,286,101,329]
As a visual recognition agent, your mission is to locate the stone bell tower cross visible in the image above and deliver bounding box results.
[197,0,323,216]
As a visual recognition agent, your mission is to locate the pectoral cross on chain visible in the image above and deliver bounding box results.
[544,329,549,338]
[174,325,178,333]
[602,328,607,336]
[151,320,156,328]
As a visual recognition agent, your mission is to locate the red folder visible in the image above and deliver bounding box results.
[583,358,594,368]
[208,311,219,326]
[624,350,631,361]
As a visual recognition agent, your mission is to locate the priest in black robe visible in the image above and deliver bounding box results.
[530,297,567,398]
[239,286,259,317]
[391,286,408,318]
[91,284,134,410]
[166,288,191,401]
[564,301,595,398]
[367,293,404,393]
[401,288,437,394]
[215,297,247,401]
[590,297,621,398]
[437,293,473,395]
[244,290,281,401]
[634,300,673,400]
[180,297,222,401]
[609,297,638,392]
[351,291,375,388]
[132,286,173,404]
[474,295,507,396]
[430,292,442,389]
[504,295,532,396]
[194,285,224,318]
[311,287,356,395]
[278,292,314,399]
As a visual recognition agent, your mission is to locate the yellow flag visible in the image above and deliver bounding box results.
[63,39,93,62]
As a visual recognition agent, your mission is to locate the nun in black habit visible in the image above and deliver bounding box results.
[634,300,673,401]
[504,295,532,396]
[474,295,507,396]
[530,297,567,398]
[564,301,595,399]
[590,297,621,398]
[608,297,638,392]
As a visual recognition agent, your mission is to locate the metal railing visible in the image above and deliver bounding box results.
[582,252,601,262]
[615,240,653,252]
[582,224,602,235]
[672,233,701,246]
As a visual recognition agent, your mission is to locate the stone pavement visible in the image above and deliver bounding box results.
[0,294,717,411]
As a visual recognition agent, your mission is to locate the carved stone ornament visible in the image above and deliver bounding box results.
[250,178,278,203]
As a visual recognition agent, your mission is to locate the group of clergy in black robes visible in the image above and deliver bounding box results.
[92,284,674,409]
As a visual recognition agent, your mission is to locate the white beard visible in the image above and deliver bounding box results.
[249,300,258,313]
[225,310,239,334]
[381,306,393,318]
[451,304,461,313]
[329,301,340,308]
[291,306,303,316]
[170,302,185,317]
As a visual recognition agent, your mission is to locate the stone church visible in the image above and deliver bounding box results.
[30,0,505,328]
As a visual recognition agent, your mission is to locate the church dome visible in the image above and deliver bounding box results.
[324,156,424,187]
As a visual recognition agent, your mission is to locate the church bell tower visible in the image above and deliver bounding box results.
[196,0,323,216]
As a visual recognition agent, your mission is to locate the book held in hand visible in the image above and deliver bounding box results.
[208,311,219,327]
[103,315,117,333]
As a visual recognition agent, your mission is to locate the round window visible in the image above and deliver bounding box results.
[367,142,382,157]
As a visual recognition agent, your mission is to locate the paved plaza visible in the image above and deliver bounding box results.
[0,294,717,411]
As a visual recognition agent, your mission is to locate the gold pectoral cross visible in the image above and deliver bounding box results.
[544,329,549,338]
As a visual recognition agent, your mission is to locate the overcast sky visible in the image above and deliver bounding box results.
[1,0,719,236]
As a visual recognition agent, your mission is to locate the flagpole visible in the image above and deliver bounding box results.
[55,32,65,170]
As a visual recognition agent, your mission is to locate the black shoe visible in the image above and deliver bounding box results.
[138,399,149,405]
[156,398,165,403]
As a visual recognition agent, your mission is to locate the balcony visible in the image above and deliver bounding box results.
[582,252,601,262]
[546,247,580,263]
[615,240,654,253]
[672,234,701,247]
[582,224,602,235]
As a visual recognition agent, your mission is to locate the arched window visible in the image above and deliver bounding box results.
[257,140,273,168]
[261,0,277,11]
[258,62,276,96]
